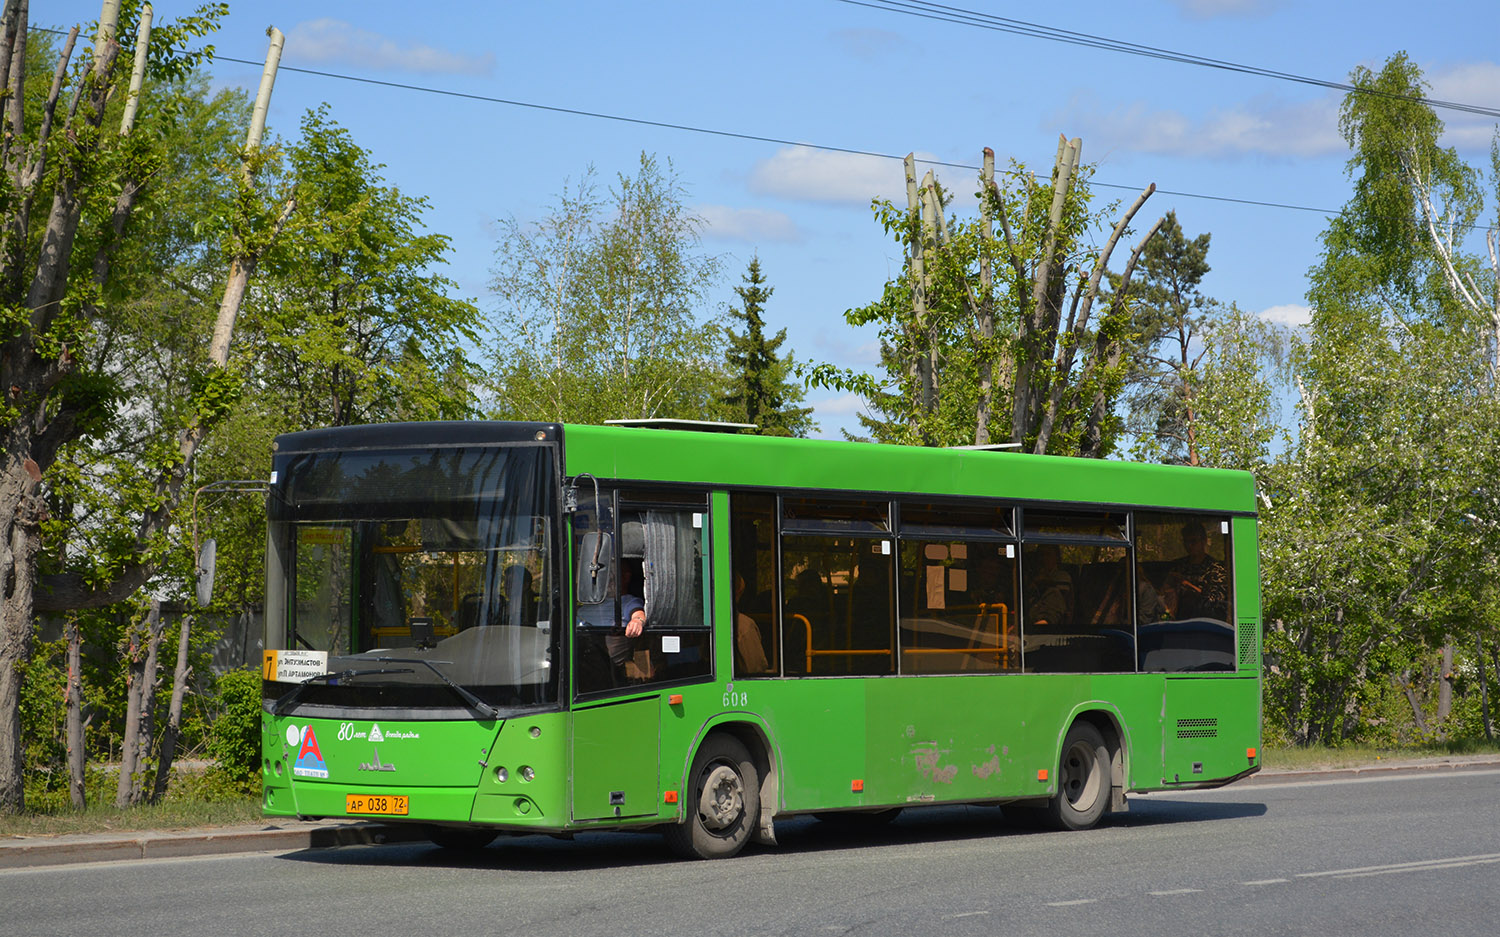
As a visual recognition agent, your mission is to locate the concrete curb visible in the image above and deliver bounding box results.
[0,820,427,871]
[1240,755,1500,785]
[5,757,1499,869]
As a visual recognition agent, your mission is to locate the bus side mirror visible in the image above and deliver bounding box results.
[576,531,614,605]
[195,539,218,607]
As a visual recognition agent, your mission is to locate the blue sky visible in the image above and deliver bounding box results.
[43,1,1500,437]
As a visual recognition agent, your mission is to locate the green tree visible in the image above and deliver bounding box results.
[720,256,814,436]
[0,2,252,812]
[244,106,480,428]
[1260,52,1500,744]
[488,153,725,424]
[1122,211,1216,464]
[810,142,1161,455]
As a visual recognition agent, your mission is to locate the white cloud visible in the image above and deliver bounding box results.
[1428,62,1500,151]
[695,204,802,243]
[285,19,494,76]
[1260,303,1311,327]
[1167,0,1280,18]
[748,146,941,206]
[814,393,867,417]
[1057,92,1343,159]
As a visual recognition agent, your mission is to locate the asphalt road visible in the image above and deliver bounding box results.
[5,769,1499,937]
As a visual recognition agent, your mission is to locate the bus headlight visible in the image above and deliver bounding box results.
[520,766,535,782]
[494,766,508,783]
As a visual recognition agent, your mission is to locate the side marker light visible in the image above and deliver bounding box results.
[664,790,679,804]
[1038,769,1049,782]
[851,779,864,792]
[1247,747,1257,759]
[668,694,683,705]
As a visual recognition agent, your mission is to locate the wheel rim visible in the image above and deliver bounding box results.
[696,762,745,832]
[1060,740,1102,811]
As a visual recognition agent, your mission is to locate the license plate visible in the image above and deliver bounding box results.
[346,793,409,816]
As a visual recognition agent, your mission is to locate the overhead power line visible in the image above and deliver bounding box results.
[25,24,1489,226]
[198,52,1347,219]
[840,0,1500,120]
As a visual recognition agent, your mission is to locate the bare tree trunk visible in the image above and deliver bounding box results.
[65,616,86,808]
[1436,643,1453,732]
[1477,636,1493,742]
[917,170,940,436]
[115,611,146,808]
[151,614,193,803]
[974,148,997,446]
[903,153,925,440]
[1399,668,1429,736]
[1012,136,1079,446]
[116,600,167,806]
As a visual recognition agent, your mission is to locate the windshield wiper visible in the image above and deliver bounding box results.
[363,656,501,720]
[273,667,414,716]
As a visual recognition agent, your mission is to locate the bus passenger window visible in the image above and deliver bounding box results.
[1134,513,1236,672]
[730,493,778,677]
[1021,543,1133,674]
[896,501,1019,674]
[781,498,895,677]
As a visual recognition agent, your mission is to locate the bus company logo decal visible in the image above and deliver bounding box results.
[358,748,397,772]
[293,726,329,778]
[369,723,385,743]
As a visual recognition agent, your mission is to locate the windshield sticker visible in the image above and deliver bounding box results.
[293,726,329,778]
[264,649,329,683]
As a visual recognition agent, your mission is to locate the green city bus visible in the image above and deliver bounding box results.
[260,420,1261,858]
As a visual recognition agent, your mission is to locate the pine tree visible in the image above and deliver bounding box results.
[722,257,815,437]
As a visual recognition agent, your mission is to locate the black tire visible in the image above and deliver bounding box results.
[425,825,498,852]
[1046,721,1110,831]
[814,808,902,830]
[664,734,760,859]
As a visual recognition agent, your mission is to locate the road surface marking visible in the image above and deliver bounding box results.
[1298,852,1500,880]
[1240,878,1289,886]
[1046,899,1097,907]
[1149,888,1203,896]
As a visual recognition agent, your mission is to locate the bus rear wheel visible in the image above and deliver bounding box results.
[1047,721,1110,831]
[665,734,760,860]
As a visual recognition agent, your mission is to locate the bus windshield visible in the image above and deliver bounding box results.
[266,443,559,712]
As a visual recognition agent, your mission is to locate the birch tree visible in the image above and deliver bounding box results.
[0,1,285,812]
[1260,52,1500,744]
[488,153,725,424]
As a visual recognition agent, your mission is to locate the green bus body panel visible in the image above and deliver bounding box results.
[1162,676,1261,784]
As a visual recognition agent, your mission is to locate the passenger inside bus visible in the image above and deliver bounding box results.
[1169,521,1229,621]
[1025,544,1073,626]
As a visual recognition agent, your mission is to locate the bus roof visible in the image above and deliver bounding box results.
[561,423,1256,515]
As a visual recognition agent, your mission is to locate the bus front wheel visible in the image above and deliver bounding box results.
[665,734,760,859]
[1047,721,1110,831]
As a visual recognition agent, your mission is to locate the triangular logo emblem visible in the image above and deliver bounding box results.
[369,723,385,743]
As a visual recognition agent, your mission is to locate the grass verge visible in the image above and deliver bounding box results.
[1262,741,1500,771]
[0,796,263,838]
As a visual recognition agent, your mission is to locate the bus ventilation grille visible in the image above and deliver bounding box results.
[1176,718,1218,739]
[1237,624,1257,670]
